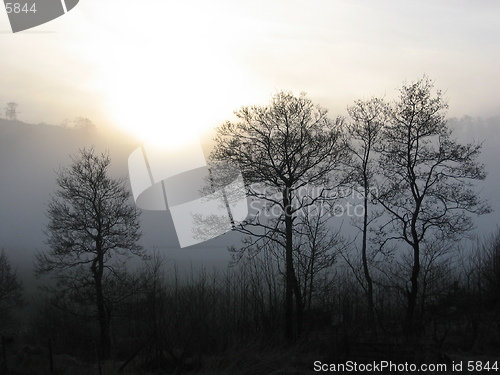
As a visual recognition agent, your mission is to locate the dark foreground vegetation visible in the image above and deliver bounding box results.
[2,234,500,374]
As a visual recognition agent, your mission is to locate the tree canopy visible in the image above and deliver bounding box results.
[35,147,144,358]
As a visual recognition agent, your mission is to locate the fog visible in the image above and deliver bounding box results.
[1,115,499,286]
[0,119,241,290]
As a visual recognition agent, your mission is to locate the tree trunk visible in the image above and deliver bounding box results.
[361,188,376,332]
[93,250,110,359]
[283,186,297,342]
[405,211,421,335]
[405,245,420,334]
[292,269,303,338]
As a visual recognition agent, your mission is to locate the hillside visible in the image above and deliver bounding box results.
[0,119,243,285]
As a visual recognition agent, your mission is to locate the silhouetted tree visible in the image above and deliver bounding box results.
[0,249,23,325]
[477,230,500,304]
[35,147,144,359]
[295,208,345,316]
[345,97,387,331]
[210,91,350,340]
[375,77,490,333]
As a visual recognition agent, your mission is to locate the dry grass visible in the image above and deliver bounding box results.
[4,335,500,375]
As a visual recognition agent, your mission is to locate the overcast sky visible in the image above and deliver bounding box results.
[1,0,499,143]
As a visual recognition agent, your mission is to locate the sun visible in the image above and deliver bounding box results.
[88,1,262,149]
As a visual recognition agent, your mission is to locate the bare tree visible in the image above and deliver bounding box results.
[345,97,387,331]
[247,204,345,333]
[210,91,350,340]
[4,102,18,121]
[295,208,345,316]
[375,77,491,333]
[0,249,23,325]
[35,147,145,359]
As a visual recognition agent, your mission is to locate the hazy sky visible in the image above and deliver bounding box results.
[1,0,499,145]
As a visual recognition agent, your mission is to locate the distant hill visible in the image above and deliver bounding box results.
[0,119,141,270]
[0,118,240,286]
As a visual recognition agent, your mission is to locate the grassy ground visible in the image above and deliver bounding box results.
[3,336,500,374]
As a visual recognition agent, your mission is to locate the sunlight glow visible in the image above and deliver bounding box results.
[90,1,261,149]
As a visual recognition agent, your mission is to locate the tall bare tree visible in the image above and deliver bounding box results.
[345,97,387,331]
[375,77,490,333]
[210,91,350,340]
[35,147,144,359]
[295,208,344,316]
